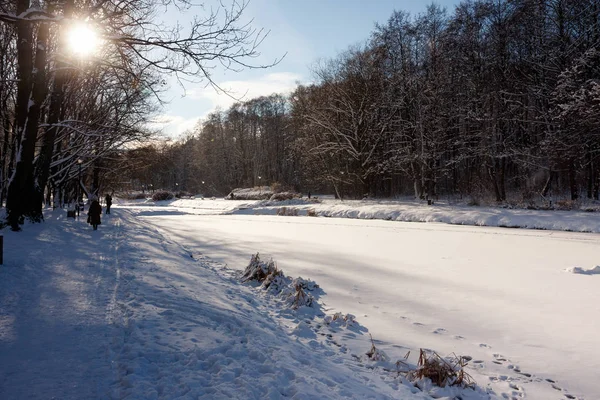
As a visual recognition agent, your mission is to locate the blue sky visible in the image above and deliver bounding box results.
[156,0,459,137]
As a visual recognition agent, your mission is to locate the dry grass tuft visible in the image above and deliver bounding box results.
[291,283,312,309]
[241,253,278,283]
[261,267,284,290]
[270,192,301,201]
[555,199,576,210]
[365,334,388,362]
[151,190,174,201]
[307,208,317,217]
[409,349,474,388]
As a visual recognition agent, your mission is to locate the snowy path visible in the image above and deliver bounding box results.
[0,212,124,398]
[1,210,439,399]
[136,211,600,400]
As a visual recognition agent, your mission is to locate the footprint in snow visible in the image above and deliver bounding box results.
[432,328,447,334]
[512,367,533,379]
[492,354,507,365]
[507,382,525,398]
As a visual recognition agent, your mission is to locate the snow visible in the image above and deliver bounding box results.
[1,199,598,399]
[227,186,274,200]
[0,209,428,399]
[120,196,600,233]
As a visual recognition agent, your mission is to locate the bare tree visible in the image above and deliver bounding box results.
[1,0,278,230]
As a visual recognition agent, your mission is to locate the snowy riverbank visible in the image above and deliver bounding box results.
[1,204,596,399]
[120,196,600,234]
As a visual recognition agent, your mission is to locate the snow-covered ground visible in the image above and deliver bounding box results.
[119,196,600,233]
[1,209,433,399]
[1,199,598,399]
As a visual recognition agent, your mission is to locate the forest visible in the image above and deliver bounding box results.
[1,1,600,230]
[0,0,270,230]
[127,0,600,203]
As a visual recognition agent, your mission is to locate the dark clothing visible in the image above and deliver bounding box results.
[88,200,102,230]
[105,195,112,214]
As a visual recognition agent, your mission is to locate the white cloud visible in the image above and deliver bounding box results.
[187,72,303,111]
[152,72,304,138]
[147,115,200,138]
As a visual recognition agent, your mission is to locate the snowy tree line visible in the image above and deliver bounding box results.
[0,0,271,230]
[135,0,600,201]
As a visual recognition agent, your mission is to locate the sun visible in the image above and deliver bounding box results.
[66,22,101,57]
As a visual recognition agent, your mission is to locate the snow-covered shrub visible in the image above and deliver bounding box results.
[276,206,299,216]
[555,200,576,210]
[241,253,278,283]
[324,312,356,327]
[270,182,285,193]
[152,191,174,201]
[467,197,480,206]
[408,349,473,389]
[270,192,301,201]
[261,268,286,291]
[290,283,313,309]
[291,277,319,291]
[227,187,272,200]
[276,277,317,309]
[174,190,194,199]
[241,254,318,310]
[366,334,389,362]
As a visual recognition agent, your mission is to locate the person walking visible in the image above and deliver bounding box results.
[105,193,113,214]
[88,196,102,230]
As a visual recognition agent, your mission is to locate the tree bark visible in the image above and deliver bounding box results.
[586,149,593,199]
[6,0,34,229]
[33,1,70,216]
[499,157,506,201]
[569,159,578,201]
[541,170,555,198]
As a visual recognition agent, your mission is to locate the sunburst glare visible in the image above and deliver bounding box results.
[66,22,101,57]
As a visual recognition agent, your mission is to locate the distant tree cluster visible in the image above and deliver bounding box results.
[136,0,600,202]
[0,0,271,230]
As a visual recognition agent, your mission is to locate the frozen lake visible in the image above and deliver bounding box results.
[137,211,600,399]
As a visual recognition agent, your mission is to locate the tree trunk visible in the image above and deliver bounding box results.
[499,157,506,201]
[33,1,70,217]
[92,160,101,195]
[6,0,34,230]
[488,162,502,202]
[411,161,424,199]
[569,159,578,201]
[594,156,600,200]
[586,150,593,199]
[0,106,10,206]
[541,170,555,197]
